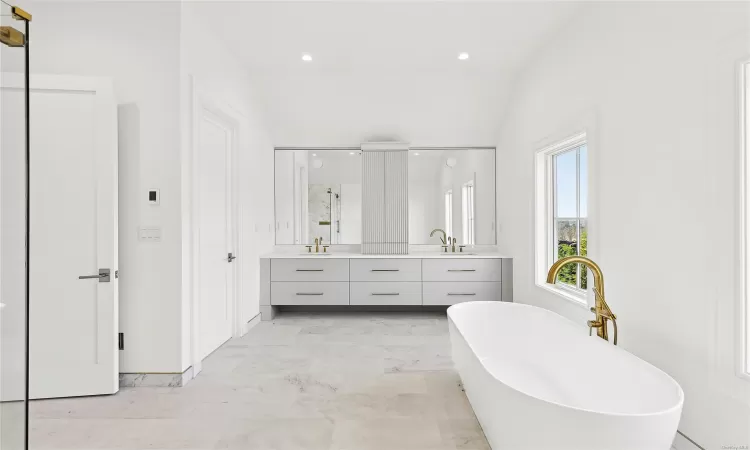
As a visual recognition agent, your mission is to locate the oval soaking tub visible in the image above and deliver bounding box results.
[448,301,683,450]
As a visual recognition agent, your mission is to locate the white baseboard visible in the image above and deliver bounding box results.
[673,430,703,450]
[240,313,261,336]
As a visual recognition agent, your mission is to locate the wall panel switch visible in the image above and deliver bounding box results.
[138,226,162,242]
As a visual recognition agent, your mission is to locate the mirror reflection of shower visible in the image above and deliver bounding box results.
[308,185,341,244]
[274,148,362,246]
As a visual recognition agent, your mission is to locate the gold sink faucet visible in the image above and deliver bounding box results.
[546,256,618,345]
[443,236,459,253]
[430,228,447,245]
[314,237,322,253]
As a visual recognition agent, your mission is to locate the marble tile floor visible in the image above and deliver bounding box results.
[30,311,490,450]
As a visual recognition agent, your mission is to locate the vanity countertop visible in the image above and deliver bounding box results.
[260,251,511,259]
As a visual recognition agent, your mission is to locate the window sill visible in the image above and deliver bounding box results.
[535,282,589,310]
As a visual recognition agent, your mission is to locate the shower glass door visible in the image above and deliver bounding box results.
[0,1,29,448]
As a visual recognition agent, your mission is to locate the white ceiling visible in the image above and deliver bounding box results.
[194,2,582,147]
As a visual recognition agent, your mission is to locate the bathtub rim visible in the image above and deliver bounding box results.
[448,301,685,419]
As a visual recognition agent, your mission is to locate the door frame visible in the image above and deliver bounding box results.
[187,76,242,376]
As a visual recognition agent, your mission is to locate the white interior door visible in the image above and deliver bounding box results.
[1,75,119,399]
[196,110,233,361]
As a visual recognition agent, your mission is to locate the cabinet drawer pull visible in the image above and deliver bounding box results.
[371,293,400,296]
[296,293,324,296]
[448,269,476,272]
[447,293,476,296]
[371,269,400,272]
[296,269,324,272]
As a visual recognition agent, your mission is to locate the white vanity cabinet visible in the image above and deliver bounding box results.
[271,282,350,306]
[422,282,501,305]
[271,259,349,282]
[422,259,502,282]
[350,259,422,305]
[259,254,513,320]
[350,282,423,306]
[350,259,421,282]
[422,258,503,305]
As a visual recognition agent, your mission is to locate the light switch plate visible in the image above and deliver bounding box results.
[138,226,162,242]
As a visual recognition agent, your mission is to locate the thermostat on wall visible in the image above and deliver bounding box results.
[148,189,160,205]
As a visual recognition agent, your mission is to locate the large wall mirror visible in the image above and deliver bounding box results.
[275,149,362,245]
[275,147,496,246]
[408,148,496,245]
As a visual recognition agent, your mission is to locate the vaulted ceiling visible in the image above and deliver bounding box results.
[195,2,582,146]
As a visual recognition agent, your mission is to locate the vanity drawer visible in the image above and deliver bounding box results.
[271,282,349,305]
[422,259,502,282]
[423,282,502,305]
[350,282,422,305]
[271,258,349,282]
[350,259,422,282]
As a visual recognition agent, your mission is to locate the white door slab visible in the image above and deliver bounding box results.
[196,111,233,361]
[1,75,118,399]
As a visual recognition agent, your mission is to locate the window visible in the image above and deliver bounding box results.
[535,132,589,303]
[444,190,453,239]
[462,181,475,245]
[553,145,588,290]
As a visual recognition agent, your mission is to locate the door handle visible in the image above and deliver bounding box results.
[78,268,111,283]
[227,252,237,263]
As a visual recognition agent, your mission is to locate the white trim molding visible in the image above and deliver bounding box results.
[534,131,588,305]
[738,59,750,380]
[186,75,244,378]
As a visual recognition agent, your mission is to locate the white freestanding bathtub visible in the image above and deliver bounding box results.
[448,301,684,450]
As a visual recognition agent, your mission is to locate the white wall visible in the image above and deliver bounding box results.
[253,72,509,147]
[23,2,274,375]
[496,2,750,447]
[180,4,275,369]
[27,1,184,373]
[274,151,295,244]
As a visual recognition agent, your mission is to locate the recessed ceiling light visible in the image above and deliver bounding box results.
[349,152,355,155]
[458,52,470,61]
[414,152,420,156]
[302,53,312,62]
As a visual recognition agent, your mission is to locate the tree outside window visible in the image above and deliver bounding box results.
[552,145,588,290]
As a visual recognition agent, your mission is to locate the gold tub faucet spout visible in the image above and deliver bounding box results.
[546,256,618,345]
